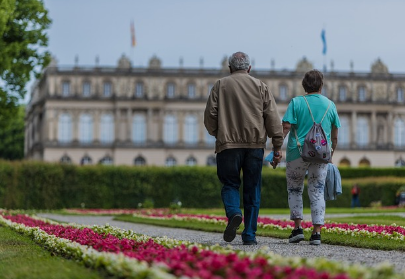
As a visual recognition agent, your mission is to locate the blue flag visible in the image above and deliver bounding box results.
[321,29,327,55]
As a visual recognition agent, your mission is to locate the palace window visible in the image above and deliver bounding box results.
[186,156,197,166]
[338,116,350,147]
[167,83,175,98]
[134,156,146,166]
[188,84,196,98]
[394,118,405,147]
[100,114,114,144]
[338,86,347,102]
[99,156,113,165]
[79,114,93,144]
[321,86,328,97]
[205,130,215,145]
[132,114,146,144]
[206,155,216,166]
[135,82,144,98]
[103,82,112,97]
[397,87,404,103]
[83,82,91,97]
[164,115,178,144]
[358,86,366,102]
[80,155,92,165]
[207,83,214,97]
[184,115,198,144]
[279,84,287,101]
[165,156,177,167]
[356,117,369,146]
[60,155,72,164]
[62,81,70,97]
[58,113,72,143]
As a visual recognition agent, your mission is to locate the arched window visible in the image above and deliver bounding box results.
[82,81,91,97]
[80,155,92,165]
[338,86,347,102]
[338,116,350,147]
[184,115,198,144]
[187,84,196,98]
[100,114,114,144]
[79,113,93,143]
[132,114,146,144]
[134,156,146,166]
[359,158,371,167]
[339,158,351,167]
[394,118,405,147]
[60,155,71,164]
[205,130,215,145]
[356,117,369,147]
[99,156,113,165]
[186,156,197,166]
[395,158,405,167]
[58,113,72,143]
[165,156,177,167]
[164,115,178,144]
[279,84,287,101]
[206,155,216,166]
[167,83,175,98]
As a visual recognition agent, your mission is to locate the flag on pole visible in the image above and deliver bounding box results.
[131,21,136,47]
[321,29,327,55]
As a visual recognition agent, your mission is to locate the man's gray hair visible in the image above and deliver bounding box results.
[229,52,250,71]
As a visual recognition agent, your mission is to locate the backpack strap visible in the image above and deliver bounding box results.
[302,95,331,124]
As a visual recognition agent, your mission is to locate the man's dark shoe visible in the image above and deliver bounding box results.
[223,214,242,242]
[309,232,321,245]
[243,239,258,245]
[288,227,304,243]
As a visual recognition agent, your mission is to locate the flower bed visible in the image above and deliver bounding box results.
[64,208,405,241]
[1,213,402,279]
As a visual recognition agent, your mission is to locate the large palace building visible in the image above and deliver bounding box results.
[25,55,405,167]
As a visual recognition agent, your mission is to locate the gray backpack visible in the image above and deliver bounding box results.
[294,96,331,164]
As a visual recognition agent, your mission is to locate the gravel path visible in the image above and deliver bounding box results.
[38,213,405,273]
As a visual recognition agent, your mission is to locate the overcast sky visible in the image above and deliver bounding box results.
[42,0,404,73]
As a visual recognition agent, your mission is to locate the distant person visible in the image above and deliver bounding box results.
[282,69,340,245]
[351,184,361,208]
[204,51,284,245]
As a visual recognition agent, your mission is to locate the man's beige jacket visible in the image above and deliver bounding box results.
[204,70,284,153]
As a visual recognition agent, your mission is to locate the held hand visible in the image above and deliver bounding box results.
[270,151,283,169]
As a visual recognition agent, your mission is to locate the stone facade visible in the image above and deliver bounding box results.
[25,56,405,167]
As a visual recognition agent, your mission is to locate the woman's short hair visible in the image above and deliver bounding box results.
[229,52,250,71]
[302,69,323,93]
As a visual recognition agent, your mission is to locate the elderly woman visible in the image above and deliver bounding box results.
[282,69,340,245]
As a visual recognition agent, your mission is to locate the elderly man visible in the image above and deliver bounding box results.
[204,51,283,245]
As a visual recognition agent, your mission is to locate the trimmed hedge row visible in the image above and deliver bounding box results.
[0,160,404,209]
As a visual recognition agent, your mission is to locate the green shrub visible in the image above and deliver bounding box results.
[0,160,404,209]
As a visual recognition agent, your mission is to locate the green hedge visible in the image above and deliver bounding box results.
[0,160,404,209]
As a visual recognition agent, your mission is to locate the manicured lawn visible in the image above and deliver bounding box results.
[0,225,106,279]
[180,207,405,216]
[328,214,405,226]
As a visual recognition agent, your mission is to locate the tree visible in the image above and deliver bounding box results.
[0,0,51,127]
[0,104,25,160]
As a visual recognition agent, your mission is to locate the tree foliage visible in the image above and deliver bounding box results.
[0,104,24,160]
[0,0,51,127]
